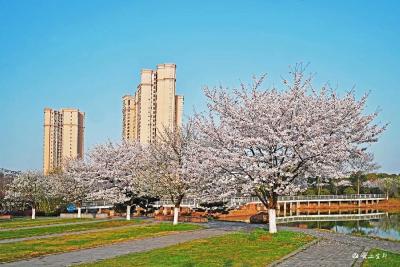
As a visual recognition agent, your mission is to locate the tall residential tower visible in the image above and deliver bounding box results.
[122,63,184,144]
[43,108,85,175]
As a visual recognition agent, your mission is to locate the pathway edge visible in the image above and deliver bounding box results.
[268,238,321,267]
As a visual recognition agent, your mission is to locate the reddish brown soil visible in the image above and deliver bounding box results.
[297,198,400,212]
[215,198,400,222]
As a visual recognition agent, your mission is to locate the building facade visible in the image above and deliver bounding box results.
[43,108,85,175]
[122,63,184,143]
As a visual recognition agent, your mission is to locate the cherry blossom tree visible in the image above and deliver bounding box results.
[348,152,379,194]
[331,178,352,195]
[146,123,198,225]
[377,176,400,198]
[54,158,93,218]
[191,66,386,233]
[83,141,149,220]
[5,171,50,219]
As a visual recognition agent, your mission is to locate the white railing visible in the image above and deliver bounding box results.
[155,199,201,208]
[82,194,387,209]
[82,200,113,208]
[276,212,386,223]
[278,194,386,202]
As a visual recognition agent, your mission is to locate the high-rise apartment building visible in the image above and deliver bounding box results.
[122,63,184,143]
[43,108,85,175]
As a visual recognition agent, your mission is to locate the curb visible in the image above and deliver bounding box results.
[268,238,321,267]
[352,247,369,267]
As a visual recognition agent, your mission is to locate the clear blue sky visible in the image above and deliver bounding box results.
[0,0,399,173]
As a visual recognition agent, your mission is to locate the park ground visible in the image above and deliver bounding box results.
[0,217,399,266]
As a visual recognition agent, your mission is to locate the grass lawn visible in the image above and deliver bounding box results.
[79,229,314,267]
[0,217,94,229]
[0,219,143,240]
[362,248,400,267]
[0,223,202,263]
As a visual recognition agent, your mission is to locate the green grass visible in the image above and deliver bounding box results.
[0,219,143,240]
[362,248,400,267]
[79,229,314,267]
[0,223,202,263]
[0,217,94,229]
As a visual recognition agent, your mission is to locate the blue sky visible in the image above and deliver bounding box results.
[0,0,399,173]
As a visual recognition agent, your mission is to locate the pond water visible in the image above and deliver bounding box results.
[281,210,400,241]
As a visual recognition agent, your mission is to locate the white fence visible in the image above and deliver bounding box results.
[81,200,113,209]
[81,194,387,209]
[276,212,387,223]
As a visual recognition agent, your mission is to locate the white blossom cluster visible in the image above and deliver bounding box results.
[144,123,200,207]
[188,68,386,208]
[5,171,51,209]
[66,141,151,205]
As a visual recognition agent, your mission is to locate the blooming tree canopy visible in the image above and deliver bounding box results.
[377,176,400,197]
[348,152,379,194]
[5,171,50,219]
[89,141,149,201]
[70,141,150,219]
[50,158,94,217]
[146,123,198,224]
[191,67,386,233]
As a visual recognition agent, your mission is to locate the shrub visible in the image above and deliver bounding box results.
[343,187,356,195]
[303,188,316,195]
[319,188,332,195]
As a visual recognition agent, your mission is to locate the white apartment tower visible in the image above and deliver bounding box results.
[122,63,184,143]
[43,108,85,175]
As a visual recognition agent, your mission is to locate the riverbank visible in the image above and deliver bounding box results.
[297,198,400,212]
[216,198,400,223]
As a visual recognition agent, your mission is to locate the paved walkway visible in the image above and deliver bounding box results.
[275,238,364,267]
[1,229,228,267]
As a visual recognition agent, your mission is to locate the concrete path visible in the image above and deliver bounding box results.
[275,238,364,267]
[1,228,228,267]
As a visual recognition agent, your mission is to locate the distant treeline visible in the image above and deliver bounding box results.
[302,172,400,197]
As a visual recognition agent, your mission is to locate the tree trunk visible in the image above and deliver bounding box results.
[173,206,180,225]
[268,209,277,233]
[126,205,131,221]
[357,177,360,195]
[266,194,278,234]
[172,194,184,225]
[255,189,278,234]
[31,207,36,220]
[77,207,82,218]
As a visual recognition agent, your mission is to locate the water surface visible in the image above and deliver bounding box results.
[280,210,400,241]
